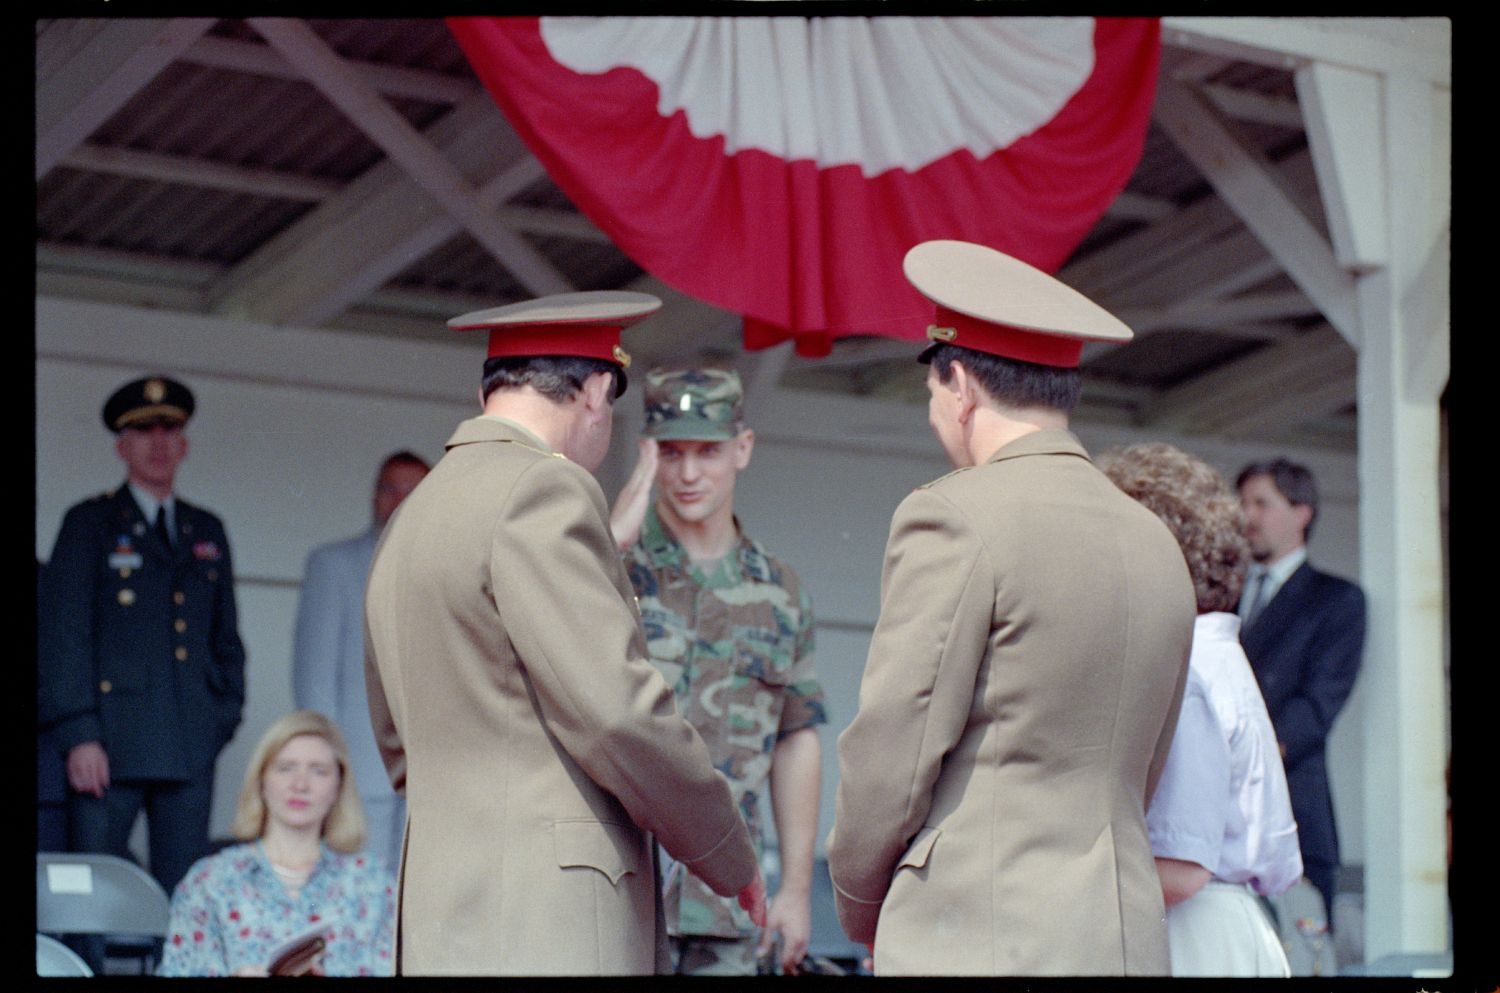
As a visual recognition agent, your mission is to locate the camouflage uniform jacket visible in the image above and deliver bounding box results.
[626,506,826,938]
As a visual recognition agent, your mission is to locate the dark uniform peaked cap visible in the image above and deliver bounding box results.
[904,240,1133,368]
[102,376,196,433]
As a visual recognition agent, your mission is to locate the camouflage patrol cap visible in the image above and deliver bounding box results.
[643,367,744,441]
[101,375,195,433]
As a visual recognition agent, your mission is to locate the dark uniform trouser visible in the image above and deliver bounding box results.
[69,773,214,896]
[68,774,213,974]
[1302,857,1339,934]
[38,802,68,852]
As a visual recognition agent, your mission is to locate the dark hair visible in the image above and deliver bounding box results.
[378,450,430,476]
[1236,458,1319,540]
[481,355,621,405]
[927,344,1081,414]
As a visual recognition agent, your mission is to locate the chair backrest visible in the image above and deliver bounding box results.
[36,933,94,977]
[36,852,171,939]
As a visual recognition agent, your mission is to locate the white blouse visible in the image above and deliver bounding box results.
[1148,612,1303,895]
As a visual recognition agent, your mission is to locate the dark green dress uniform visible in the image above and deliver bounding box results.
[38,484,246,893]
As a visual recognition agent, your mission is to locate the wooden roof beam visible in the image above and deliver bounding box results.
[1141,324,1353,434]
[1155,78,1358,347]
[247,17,573,301]
[1116,290,1319,334]
[1161,17,1449,85]
[179,34,480,104]
[207,87,541,326]
[59,143,341,201]
[37,18,218,180]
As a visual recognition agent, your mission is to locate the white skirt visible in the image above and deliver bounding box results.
[1167,880,1290,977]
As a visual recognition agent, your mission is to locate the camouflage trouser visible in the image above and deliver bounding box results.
[668,935,761,976]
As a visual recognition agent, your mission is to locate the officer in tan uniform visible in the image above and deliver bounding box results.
[610,368,826,975]
[827,241,1196,975]
[363,292,764,976]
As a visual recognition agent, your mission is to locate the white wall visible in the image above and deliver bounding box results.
[35,295,1367,873]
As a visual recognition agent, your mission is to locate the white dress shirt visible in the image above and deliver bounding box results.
[1238,546,1306,625]
[128,482,176,537]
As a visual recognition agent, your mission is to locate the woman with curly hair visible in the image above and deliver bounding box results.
[1102,443,1301,977]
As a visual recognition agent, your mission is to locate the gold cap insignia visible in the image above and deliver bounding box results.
[144,378,167,403]
[613,345,632,369]
[926,324,958,343]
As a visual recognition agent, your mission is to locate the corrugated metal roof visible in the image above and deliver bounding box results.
[36,16,1382,450]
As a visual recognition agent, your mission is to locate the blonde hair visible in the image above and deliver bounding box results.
[230,710,368,854]
[1101,442,1249,615]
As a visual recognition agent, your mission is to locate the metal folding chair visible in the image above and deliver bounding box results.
[36,933,94,977]
[36,852,171,974]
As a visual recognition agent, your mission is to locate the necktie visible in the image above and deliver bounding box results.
[1243,570,1270,628]
[155,505,173,550]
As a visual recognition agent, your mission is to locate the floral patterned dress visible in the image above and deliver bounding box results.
[158,841,395,976]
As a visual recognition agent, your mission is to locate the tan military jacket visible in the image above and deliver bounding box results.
[364,416,756,975]
[827,429,1195,975]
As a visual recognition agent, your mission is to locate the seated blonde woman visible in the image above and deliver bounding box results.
[1103,443,1301,978]
[158,710,395,977]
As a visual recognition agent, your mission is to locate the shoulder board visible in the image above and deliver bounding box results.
[500,438,568,461]
[917,465,972,490]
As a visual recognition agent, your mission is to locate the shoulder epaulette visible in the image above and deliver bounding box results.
[918,465,972,490]
[501,437,567,461]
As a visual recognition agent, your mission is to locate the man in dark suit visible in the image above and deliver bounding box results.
[38,376,246,899]
[1236,458,1365,930]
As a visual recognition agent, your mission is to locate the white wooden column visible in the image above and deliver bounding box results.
[1165,17,1451,963]
[1339,65,1450,959]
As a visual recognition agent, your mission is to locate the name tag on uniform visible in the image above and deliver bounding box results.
[108,552,144,570]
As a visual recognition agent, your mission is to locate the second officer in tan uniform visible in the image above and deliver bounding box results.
[827,242,1196,975]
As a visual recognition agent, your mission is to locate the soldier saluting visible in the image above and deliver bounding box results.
[611,367,827,975]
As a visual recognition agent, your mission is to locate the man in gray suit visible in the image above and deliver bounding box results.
[293,450,430,870]
[828,241,1195,975]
